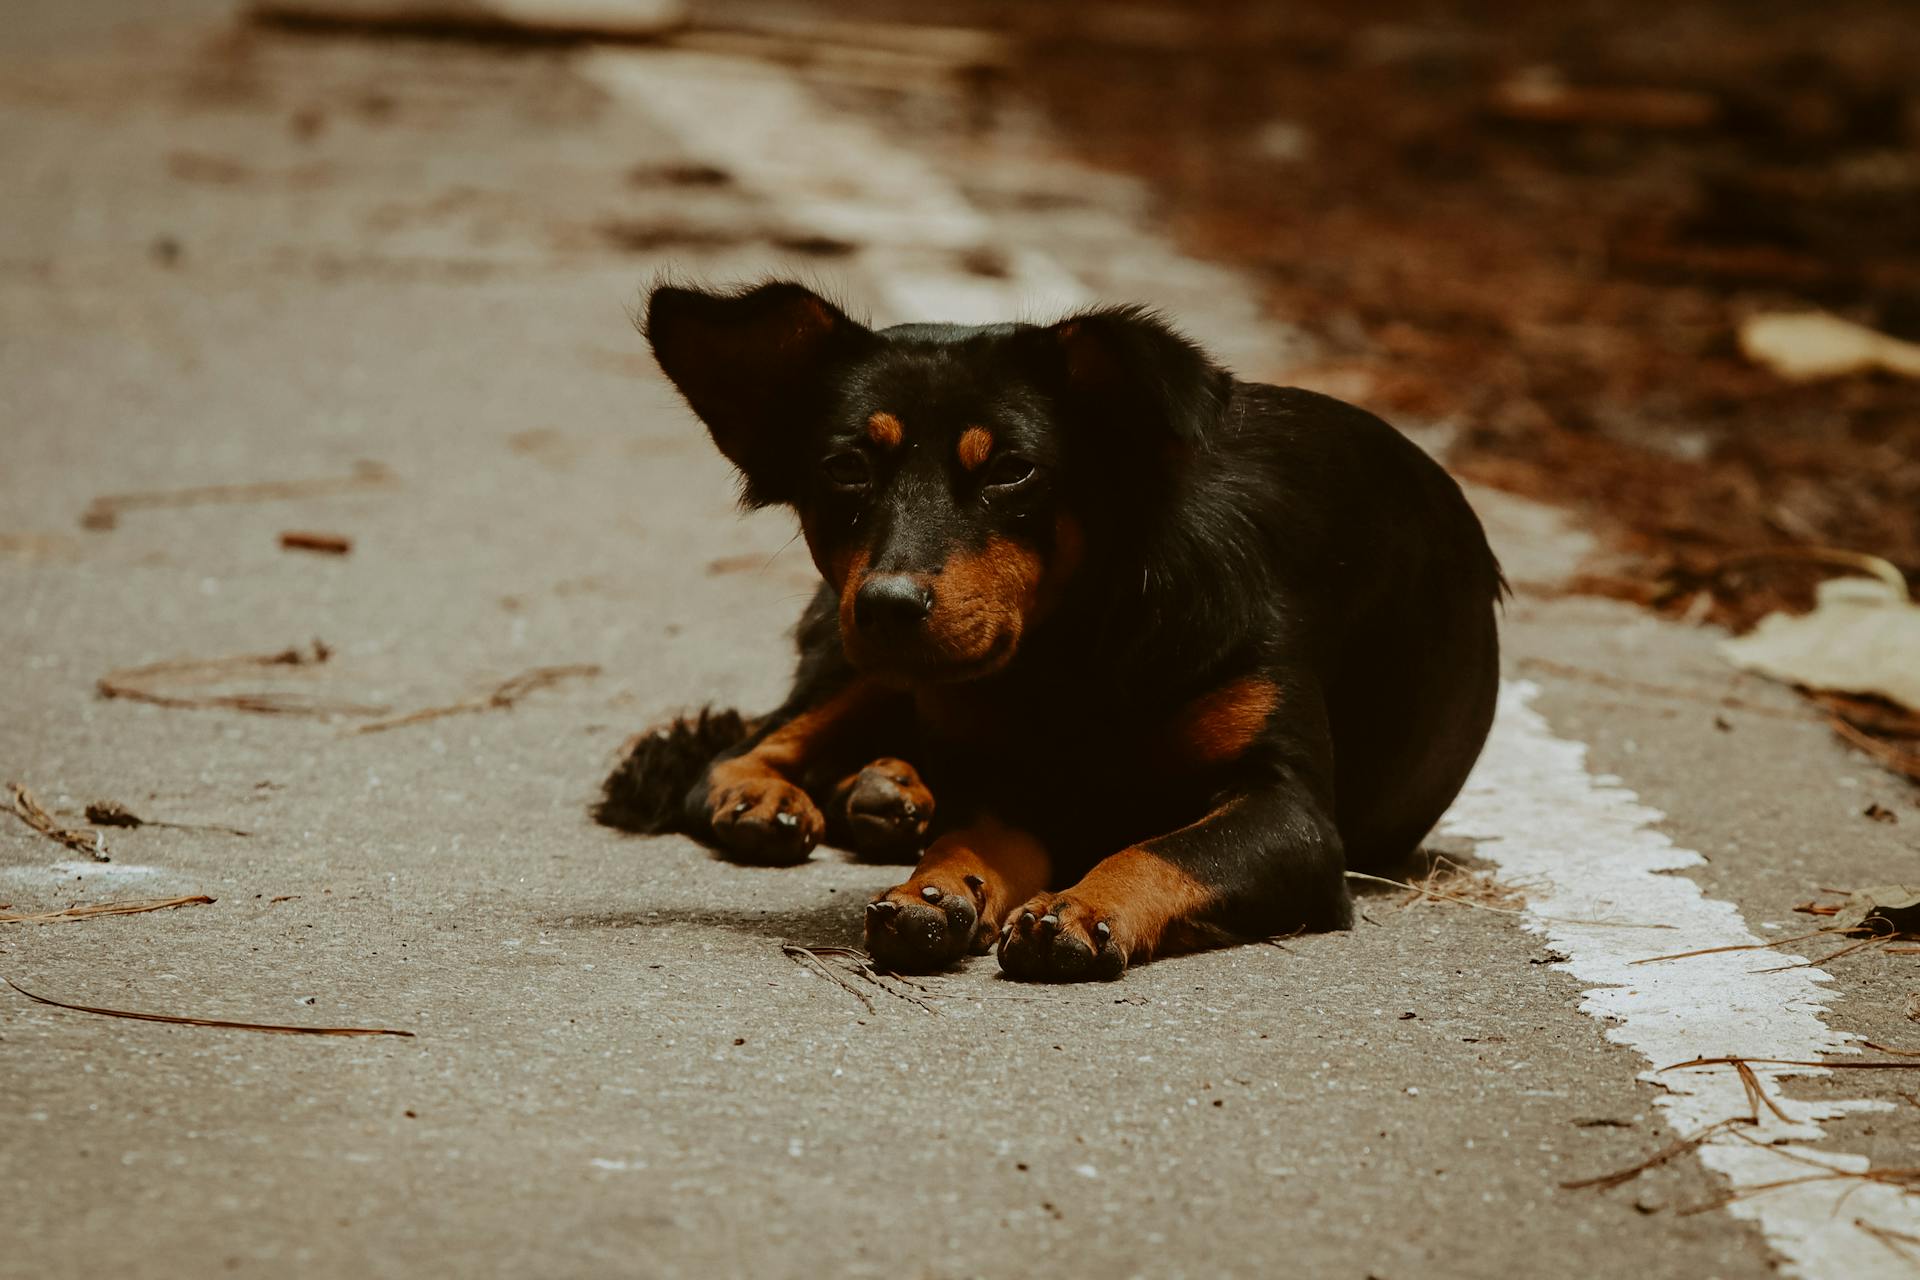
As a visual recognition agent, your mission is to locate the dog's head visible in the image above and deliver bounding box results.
[645,280,1228,683]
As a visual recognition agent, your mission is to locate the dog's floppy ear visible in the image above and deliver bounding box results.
[644,281,871,506]
[1021,306,1232,447]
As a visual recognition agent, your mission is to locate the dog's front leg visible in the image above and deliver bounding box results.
[997,770,1351,982]
[864,817,1052,972]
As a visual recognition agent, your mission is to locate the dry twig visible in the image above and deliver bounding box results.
[1664,1055,1920,1073]
[1560,1117,1752,1191]
[1830,718,1920,784]
[781,944,937,1014]
[279,530,352,555]
[80,461,394,530]
[6,978,413,1037]
[5,784,108,862]
[0,895,214,925]
[1344,871,1673,929]
[1676,1130,1920,1215]
[352,664,601,734]
[83,801,250,838]
[97,641,388,718]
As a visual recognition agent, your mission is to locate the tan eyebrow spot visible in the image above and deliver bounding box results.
[956,426,994,471]
[866,412,903,449]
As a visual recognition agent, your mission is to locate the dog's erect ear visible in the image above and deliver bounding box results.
[1019,306,1232,447]
[644,281,871,506]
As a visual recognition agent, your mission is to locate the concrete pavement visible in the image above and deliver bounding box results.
[3,8,1917,1278]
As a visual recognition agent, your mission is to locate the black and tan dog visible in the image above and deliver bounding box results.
[597,280,1505,982]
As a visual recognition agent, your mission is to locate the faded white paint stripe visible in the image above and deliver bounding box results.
[1445,682,1920,1278]
[581,48,1089,325]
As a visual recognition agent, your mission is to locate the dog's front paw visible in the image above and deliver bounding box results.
[708,777,824,866]
[997,893,1128,983]
[830,758,934,861]
[864,874,989,972]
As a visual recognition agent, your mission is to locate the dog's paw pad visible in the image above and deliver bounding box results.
[864,878,979,972]
[709,778,823,866]
[834,758,934,860]
[998,895,1127,983]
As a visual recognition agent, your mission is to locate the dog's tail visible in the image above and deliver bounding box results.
[593,708,752,833]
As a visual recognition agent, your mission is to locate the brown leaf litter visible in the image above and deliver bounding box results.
[5,978,413,1037]
[0,895,214,925]
[5,784,108,862]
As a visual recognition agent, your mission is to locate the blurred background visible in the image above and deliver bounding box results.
[16,0,1920,615]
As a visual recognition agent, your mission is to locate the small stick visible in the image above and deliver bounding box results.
[1754,933,1893,973]
[1855,1220,1920,1264]
[1734,1058,1791,1124]
[98,642,389,718]
[352,664,601,735]
[1,894,213,925]
[80,461,395,531]
[1709,546,1909,594]
[781,944,875,1013]
[83,802,251,838]
[279,531,353,555]
[783,944,937,1014]
[5,978,414,1037]
[1663,1055,1920,1073]
[1631,926,1839,965]
[5,784,108,862]
[1559,1116,1751,1191]
[1830,718,1920,783]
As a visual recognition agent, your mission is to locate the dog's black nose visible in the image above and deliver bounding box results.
[854,574,934,637]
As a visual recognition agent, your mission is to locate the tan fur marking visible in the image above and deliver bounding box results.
[1172,676,1281,768]
[896,817,1052,942]
[1053,848,1215,959]
[866,411,903,449]
[956,426,994,471]
[706,680,885,802]
[915,535,1042,670]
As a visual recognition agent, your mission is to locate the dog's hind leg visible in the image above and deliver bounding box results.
[864,816,1052,972]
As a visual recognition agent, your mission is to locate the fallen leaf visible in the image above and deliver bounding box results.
[1739,311,1920,382]
[1721,576,1920,712]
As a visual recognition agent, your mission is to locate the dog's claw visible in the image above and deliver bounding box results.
[868,900,899,920]
[920,885,942,902]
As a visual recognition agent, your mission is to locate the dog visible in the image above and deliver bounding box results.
[597,280,1505,982]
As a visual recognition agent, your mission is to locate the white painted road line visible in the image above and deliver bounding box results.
[1446,682,1920,1279]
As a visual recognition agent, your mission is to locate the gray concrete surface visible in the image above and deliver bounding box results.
[3,8,1917,1279]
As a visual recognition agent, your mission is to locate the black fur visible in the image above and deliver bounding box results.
[594,709,750,833]
[601,279,1506,978]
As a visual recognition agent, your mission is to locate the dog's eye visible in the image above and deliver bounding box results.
[984,456,1036,489]
[821,452,871,489]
